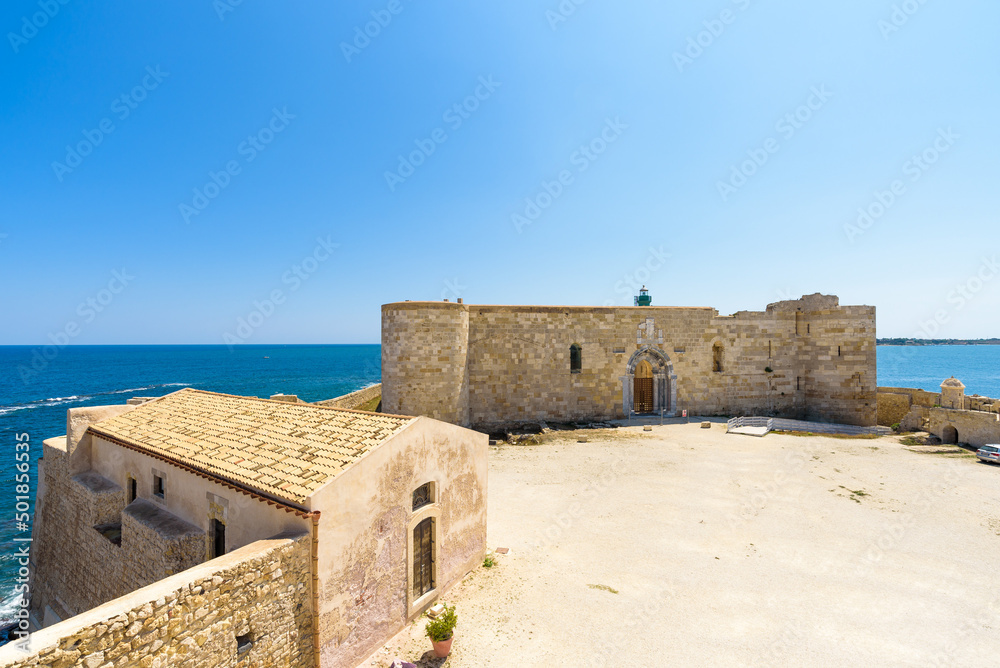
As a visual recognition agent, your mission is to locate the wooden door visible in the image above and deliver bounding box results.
[413,518,434,598]
[634,377,653,413]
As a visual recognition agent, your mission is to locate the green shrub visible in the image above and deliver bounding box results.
[483,554,497,568]
[891,423,901,432]
[426,604,457,642]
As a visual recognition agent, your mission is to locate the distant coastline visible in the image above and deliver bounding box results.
[877,338,1000,346]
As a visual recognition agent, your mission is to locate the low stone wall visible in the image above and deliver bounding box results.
[1,533,314,668]
[315,383,382,411]
[877,391,912,427]
[877,386,940,408]
[928,408,1000,447]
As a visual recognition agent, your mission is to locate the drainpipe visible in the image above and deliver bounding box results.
[311,512,321,668]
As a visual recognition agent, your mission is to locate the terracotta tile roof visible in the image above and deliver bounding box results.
[87,388,414,505]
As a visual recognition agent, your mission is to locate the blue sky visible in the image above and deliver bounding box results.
[1,0,998,344]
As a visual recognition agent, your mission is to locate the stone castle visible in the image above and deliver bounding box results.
[382,292,877,429]
[4,289,884,668]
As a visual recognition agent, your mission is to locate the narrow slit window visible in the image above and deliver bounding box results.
[211,519,226,558]
[712,343,723,373]
[768,340,772,359]
[570,344,582,373]
[127,477,137,504]
[838,345,842,357]
[153,475,164,499]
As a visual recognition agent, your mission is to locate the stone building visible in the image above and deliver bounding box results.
[15,388,487,668]
[382,292,877,429]
[878,377,1000,447]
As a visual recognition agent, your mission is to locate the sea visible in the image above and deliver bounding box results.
[0,343,996,626]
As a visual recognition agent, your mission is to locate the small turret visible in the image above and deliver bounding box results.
[634,286,652,307]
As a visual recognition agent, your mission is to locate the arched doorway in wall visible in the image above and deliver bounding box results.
[621,346,677,417]
[942,425,958,444]
[634,360,653,414]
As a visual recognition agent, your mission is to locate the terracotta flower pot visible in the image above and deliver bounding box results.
[431,635,453,658]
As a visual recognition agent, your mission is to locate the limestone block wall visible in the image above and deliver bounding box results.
[1,534,313,668]
[877,392,913,427]
[314,383,382,410]
[122,499,205,586]
[879,386,941,408]
[382,295,876,429]
[30,443,132,622]
[382,303,469,425]
[928,408,1000,447]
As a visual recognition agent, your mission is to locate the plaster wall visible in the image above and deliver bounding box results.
[308,416,487,668]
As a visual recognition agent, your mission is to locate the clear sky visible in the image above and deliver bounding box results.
[2,1,998,344]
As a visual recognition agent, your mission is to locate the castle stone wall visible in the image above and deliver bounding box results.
[877,392,913,427]
[382,295,876,428]
[2,534,313,668]
[314,383,382,410]
[382,303,469,425]
[928,408,1000,447]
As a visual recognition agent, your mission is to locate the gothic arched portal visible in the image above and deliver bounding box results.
[620,346,677,416]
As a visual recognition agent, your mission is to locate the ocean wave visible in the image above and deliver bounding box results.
[0,590,26,625]
[0,384,190,416]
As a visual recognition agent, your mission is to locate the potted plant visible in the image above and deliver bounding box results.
[426,604,457,658]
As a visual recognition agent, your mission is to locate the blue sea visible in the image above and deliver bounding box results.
[0,344,380,624]
[0,343,996,625]
[877,345,1000,398]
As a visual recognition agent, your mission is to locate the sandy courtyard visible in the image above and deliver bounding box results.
[367,422,1000,667]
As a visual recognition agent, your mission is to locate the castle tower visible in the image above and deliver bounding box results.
[940,377,965,409]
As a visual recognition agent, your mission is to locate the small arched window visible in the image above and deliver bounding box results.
[570,344,582,373]
[712,343,723,373]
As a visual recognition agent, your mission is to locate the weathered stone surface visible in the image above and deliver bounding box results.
[1,535,313,668]
[382,294,877,428]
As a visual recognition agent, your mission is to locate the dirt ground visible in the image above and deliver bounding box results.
[363,422,1000,667]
